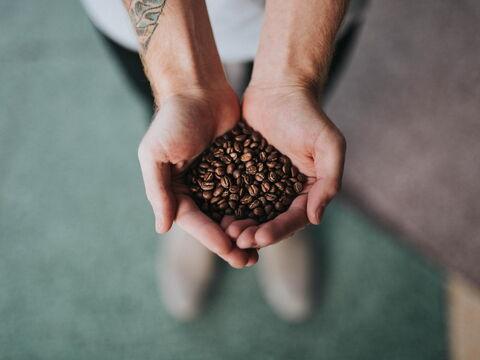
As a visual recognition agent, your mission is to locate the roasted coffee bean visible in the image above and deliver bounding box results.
[253,207,264,217]
[215,167,225,176]
[297,173,307,182]
[204,172,214,181]
[226,164,235,174]
[234,142,243,152]
[240,153,252,162]
[211,196,221,204]
[186,121,307,223]
[294,182,303,193]
[233,169,241,179]
[255,173,265,182]
[241,195,253,205]
[268,171,278,182]
[246,165,257,175]
[249,199,261,209]
[265,193,277,202]
[261,181,271,193]
[213,187,223,197]
[202,191,213,200]
[220,176,230,189]
[248,184,259,197]
[200,182,215,191]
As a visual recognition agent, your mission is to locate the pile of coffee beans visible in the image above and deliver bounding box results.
[186,121,307,223]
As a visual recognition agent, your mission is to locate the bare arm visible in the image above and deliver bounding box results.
[227,1,348,247]
[124,1,257,268]
[124,0,228,100]
[251,0,348,91]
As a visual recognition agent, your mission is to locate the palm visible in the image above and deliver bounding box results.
[138,89,258,268]
[223,87,346,249]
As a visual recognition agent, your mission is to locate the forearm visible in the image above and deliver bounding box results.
[251,0,348,91]
[124,0,227,101]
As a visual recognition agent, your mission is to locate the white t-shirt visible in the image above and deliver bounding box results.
[81,0,265,63]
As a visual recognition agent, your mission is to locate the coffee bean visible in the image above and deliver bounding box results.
[255,173,265,182]
[220,176,230,189]
[241,195,253,205]
[248,184,259,197]
[226,164,235,174]
[213,187,223,197]
[229,185,240,193]
[246,165,257,175]
[253,207,264,217]
[240,153,252,162]
[265,193,277,202]
[200,182,215,191]
[186,121,307,223]
[268,171,278,182]
[204,172,214,181]
[202,191,213,200]
[297,173,307,182]
[249,199,261,209]
[261,181,271,193]
[294,182,303,193]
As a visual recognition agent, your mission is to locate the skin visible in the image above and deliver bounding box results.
[224,0,348,249]
[124,0,347,268]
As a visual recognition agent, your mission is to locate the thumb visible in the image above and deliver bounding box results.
[307,131,346,224]
[138,145,176,233]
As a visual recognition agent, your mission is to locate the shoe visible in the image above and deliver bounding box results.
[257,231,313,322]
[156,225,215,321]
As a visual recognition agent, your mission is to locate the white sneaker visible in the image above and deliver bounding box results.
[257,231,313,322]
[156,225,215,321]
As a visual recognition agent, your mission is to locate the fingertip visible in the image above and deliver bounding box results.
[226,219,258,239]
[220,215,235,230]
[255,227,275,248]
[246,249,259,267]
[226,248,250,269]
[236,226,258,249]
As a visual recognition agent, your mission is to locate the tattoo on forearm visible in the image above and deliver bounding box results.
[126,0,167,51]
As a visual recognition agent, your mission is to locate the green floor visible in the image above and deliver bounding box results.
[0,1,446,359]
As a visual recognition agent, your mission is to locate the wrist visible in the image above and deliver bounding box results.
[144,51,229,101]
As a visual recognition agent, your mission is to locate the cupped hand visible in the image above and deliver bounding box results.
[138,87,258,268]
[223,84,346,249]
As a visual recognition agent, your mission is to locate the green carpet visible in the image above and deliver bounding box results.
[0,1,446,359]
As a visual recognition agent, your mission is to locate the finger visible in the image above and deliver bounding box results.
[175,195,250,268]
[225,218,258,239]
[245,249,259,267]
[220,215,236,230]
[236,226,259,249]
[254,195,308,248]
[138,148,176,233]
[308,133,346,224]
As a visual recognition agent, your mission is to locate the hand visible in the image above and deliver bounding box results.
[138,87,259,268]
[223,84,346,249]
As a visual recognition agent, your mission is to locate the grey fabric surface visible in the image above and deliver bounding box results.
[327,0,480,286]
